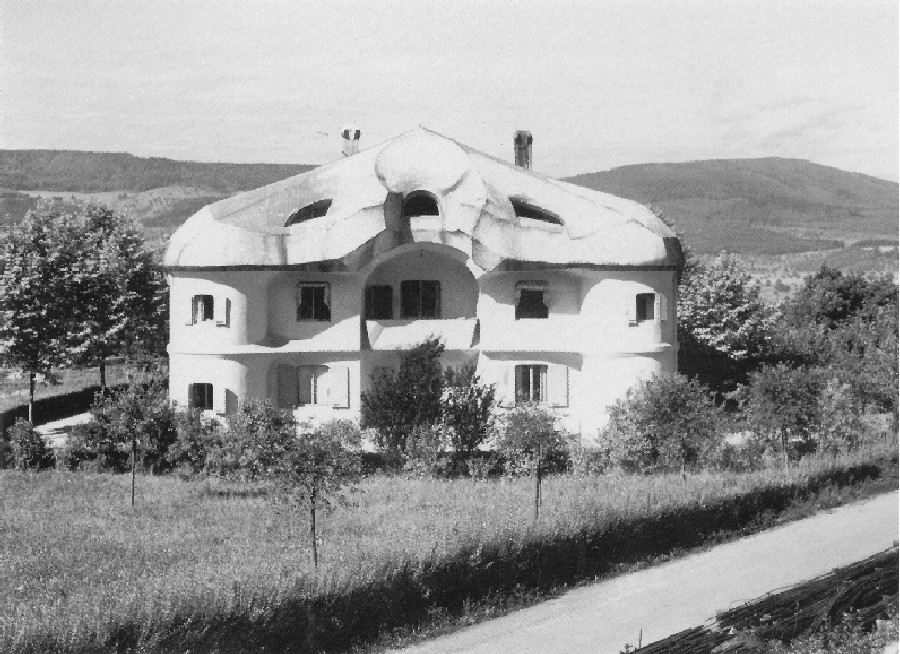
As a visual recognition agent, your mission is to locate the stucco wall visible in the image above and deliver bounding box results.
[267,272,361,348]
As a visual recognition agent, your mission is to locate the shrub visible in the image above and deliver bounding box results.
[361,338,444,458]
[599,374,723,474]
[441,365,496,458]
[9,419,54,470]
[205,398,298,481]
[165,409,221,476]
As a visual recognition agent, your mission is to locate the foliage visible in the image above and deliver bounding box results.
[763,605,897,654]
[734,364,826,467]
[599,374,723,473]
[0,203,81,420]
[165,409,221,476]
[64,204,167,383]
[65,377,180,473]
[440,365,496,457]
[678,253,779,361]
[783,266,897,330]
[496,402,568,473]
[361,338,445,457]
[205,398,299,482]
[8,419,54,470]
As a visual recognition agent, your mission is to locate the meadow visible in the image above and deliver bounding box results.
[1,441,897,654]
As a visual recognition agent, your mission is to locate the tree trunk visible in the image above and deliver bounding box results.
[781,429,788,473]
[310,492,318,569]
[131,432,136,507]
[28,371,35,424]
[99,357,106,391]
[533,445,542,521]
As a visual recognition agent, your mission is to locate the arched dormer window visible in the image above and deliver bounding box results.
[285,199,332,226]
[509,197,562,226]
[402,191,440,217]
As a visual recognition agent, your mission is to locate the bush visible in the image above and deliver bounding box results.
[165,409,221,476]
[440,365,496,457]
[9,419,54,470]
[599,374,723,473]
[496,402,569,476]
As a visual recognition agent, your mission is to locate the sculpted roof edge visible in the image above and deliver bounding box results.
[164,127,681,270]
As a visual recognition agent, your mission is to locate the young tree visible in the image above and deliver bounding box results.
[66,204,164,389]
[599,373,722,474]
[0,204,80,422]
[496,402,566,520]
[361,338,445,457]
[274,419,361,568]
[441,365,496,459]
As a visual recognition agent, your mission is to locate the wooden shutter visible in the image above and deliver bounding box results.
[627,295,637,325]
[658,293,668,322]
[278,365,299,408]
[297,366,314,405]
[215,383,226,413]
[548,364,569,407]
[214,297,230,326]
[327,366,350,408]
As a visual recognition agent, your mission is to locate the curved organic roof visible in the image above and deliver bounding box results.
[164,128,682,271]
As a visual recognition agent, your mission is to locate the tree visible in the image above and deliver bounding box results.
[441,365,496,458]
[274,419,361,568]
[361,338,445,458]
[496,402,566,520]
[0,204,81,422]
[678,253,779,362]
[599,373,722,474]
[66,204,165,388]
[783,266,897,331]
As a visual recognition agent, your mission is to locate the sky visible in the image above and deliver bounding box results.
[2,0,898,180]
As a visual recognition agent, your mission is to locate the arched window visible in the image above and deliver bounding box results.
[509,197,562,226]
[401,191,439,218]
[285,199,332,226]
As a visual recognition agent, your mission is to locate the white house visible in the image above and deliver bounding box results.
[163,128,683,438]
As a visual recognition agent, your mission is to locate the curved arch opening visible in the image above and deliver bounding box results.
[285,199,332,226]
[509,197,562,226]
[401,191,440,218]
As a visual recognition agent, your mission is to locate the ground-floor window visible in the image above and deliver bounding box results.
[515,364,547,402]
[188,383,214,409]
[278,364,350,408]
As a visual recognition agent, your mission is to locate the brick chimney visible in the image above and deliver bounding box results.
[514,130,532,169]
[341,126,360,157]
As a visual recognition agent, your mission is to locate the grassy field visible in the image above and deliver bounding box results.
[1,444,897,654]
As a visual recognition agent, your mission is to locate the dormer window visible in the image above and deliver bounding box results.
[402,191,440,217]
[515,280,549,319]
[285,199,332,226]
[297,282,331,321]
[510,197,562,226]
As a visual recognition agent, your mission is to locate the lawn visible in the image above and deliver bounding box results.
[1,443,897,654]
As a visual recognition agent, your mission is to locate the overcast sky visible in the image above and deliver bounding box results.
[2,1,897,180]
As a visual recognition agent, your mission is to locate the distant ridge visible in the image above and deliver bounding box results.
[564,157,898,254]
[0,149,317,194]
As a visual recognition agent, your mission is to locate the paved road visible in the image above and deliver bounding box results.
[397,491,899,654]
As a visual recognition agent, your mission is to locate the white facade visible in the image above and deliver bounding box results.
[164,129,683,440]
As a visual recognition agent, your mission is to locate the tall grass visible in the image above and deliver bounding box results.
[1,441,896,653]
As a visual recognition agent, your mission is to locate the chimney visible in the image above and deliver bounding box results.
[341,126,360,157]
[514,130,532,169]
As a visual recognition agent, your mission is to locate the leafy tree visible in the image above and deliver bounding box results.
[9,419,54,470]
[678,253,779,362]
[441,365,496,458]
[273,419,361,568]
[734,364,825,470]
[66,204,165,388]
[361,338,445,458]
[599,374,722,474]
[0,204,81,421]
[783,266,897,330]
[495,402,566,520]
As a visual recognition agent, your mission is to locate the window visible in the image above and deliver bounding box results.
[515,364,547,402]
[515,280,549,319]
[402,191,440,217]
[285,199,332,226]
[192,295,214,323]
[400,280,440,318]
[188,383,213,410]
[365,285,394,319]
[297,283,331,321]
[635,293,655,323]
[509,197,563,226]
[277,364,350,408]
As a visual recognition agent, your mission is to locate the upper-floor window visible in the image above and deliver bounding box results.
[630,292,668,326]
[365,285,394,319]
[402,191,440,217]
[297,283,331,321]
[400,280,440,318]
[285,199,332,226]
[515,280,549,319]
[509,197,563,226]
[192,295,214,323]
[188,382,214,410]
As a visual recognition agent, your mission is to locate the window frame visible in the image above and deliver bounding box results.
[190,294,214,324]
[188,383,214,410]
[296,282,332,322]
[635,292,655,323]
[365,284,394,320]
[400,279,441,319]
[515,364,548,403]
[401,191,440,218]
[515,280,550,320]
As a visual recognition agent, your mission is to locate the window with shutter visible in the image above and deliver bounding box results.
[635,293,655,323]
[400,280,441,318]
[191,295,214,324]
[515,364,547,402]
[296,365,331,405]
[297,283,331,321]
[547,364,569,407]
[188,383,214,410]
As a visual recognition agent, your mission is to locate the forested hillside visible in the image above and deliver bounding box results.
[564,158,898,254]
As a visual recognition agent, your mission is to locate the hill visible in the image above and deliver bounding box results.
[564,158,898,254]
[0,150,315,194]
